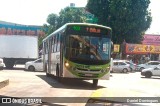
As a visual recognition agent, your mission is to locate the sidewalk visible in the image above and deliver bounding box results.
[0,71,9,89]
[0,65,25,89]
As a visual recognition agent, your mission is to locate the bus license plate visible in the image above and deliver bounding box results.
[85,74,92,76]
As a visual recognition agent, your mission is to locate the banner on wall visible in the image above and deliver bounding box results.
[126,43,160,54]
[142,34,160,45]
[114,44,120,52]
[0,23,45,36]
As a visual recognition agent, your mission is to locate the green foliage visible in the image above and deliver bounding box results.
[47,14,58,25]
[57,7,86,27]
[39,7,87,47]
[45,7,86,32]
[38,24,48,49]
[86,0,110,25]
[86,0,152,44]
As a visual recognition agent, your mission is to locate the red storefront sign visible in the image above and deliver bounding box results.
[126,43,160,54]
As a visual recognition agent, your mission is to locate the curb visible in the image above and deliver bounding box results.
[0,79,9,89]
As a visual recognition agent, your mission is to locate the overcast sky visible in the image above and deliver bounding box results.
[0,0,87,25]
[0,0,159,34]
[145,0,160,34]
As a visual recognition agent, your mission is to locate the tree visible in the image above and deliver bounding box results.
[86,0,152,44]
[86,0,111,26]
[57,7,86,28]
[47,13,59,30]
[45,7,86,33]
[38,24,49,49]
[40,7,87,46]
[38,13,59,48]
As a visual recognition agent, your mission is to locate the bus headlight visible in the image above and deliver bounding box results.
[107,66,110,70]
[65,62,69,67]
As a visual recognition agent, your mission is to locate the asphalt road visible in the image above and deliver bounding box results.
[0,65,160,106]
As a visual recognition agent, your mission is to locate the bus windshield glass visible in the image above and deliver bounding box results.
[65,34,111,65]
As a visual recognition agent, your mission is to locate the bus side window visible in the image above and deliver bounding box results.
[57,34,61,52]
[47,40,49,54]
[43,42,46,54]
[45,40,49,54]
[54,35,57,52]
[56,34,59,52]
[52,37,55,53]
[49,37,53,52]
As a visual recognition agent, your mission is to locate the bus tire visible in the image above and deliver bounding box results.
[46,73,50,77]
[56,64,62,82]
[93,79,98,87]
[45,64,49,77]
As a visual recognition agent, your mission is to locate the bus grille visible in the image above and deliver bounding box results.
[76,68,100,72]
[78,73,99,78]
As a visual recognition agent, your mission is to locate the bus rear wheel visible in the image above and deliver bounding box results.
[56,64,62,82]
[93,79,98,87]
[45,64,49,77]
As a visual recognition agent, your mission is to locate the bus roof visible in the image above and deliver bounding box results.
[43,23,111,42]
[65,23,111,30]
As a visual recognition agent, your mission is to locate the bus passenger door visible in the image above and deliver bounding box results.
[48,39,52,73]
[43,41,49,73]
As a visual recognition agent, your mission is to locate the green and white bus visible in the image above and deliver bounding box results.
[42,23,112,86]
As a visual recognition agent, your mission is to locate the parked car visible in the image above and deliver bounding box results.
[0,58,4,70]
[25,58,43,71]
[136,61,160,72]
[118,60,137,71]
[111,60,131,73]
[141,67,160,78]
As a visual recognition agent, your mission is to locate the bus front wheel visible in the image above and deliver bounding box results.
[93,79,98,87]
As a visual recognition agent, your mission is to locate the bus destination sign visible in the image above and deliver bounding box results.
[67,25,111,37]
[86,27,101,33]
[72,26,101,33]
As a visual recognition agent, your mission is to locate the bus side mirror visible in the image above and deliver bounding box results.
[111,41,114,56]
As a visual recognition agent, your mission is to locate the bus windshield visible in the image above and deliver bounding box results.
[65,34,111,65]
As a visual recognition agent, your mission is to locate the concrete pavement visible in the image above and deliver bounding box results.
[0,76,9,89]
[0,65,26,89]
